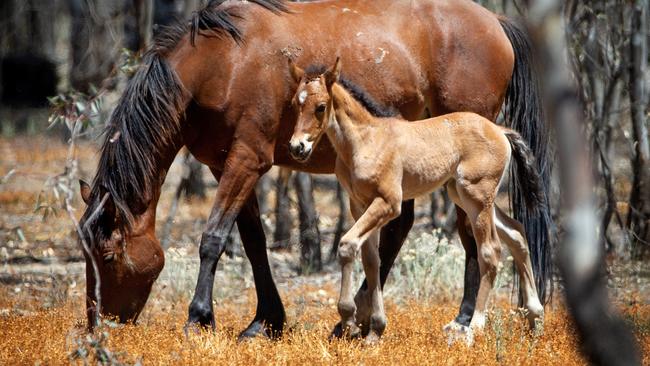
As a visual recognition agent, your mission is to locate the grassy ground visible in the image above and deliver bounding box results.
[1,135,649,365]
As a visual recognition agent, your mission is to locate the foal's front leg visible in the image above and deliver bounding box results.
[337,197,400,339]
[360,230,385,344]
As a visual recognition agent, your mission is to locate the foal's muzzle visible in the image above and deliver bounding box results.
[289,138,313,162]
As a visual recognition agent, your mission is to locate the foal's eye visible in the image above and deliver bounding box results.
[315,104,326,115]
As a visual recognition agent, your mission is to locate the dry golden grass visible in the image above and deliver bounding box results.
[1,284,649,365]
[2,136,649,365]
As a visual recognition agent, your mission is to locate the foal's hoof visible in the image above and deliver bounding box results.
[443,320,474,346]
[238,320,271,342]
[329,322,362,341]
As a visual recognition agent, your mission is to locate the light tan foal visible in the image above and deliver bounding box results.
[288,58,544,344]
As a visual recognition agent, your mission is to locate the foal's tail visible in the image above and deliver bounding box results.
[499,17,554,304]
[503,129,544,213]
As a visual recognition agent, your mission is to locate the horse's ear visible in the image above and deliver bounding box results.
[288,58,304,83]
[79,180,91,205]
[325,57,341,88]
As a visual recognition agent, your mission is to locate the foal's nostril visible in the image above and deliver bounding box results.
[298,141,305,154]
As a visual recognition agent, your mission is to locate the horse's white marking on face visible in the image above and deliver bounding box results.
[375,47,388,64]
[356,32,363,37]
[298,90,308,105]
[342,7,351,12]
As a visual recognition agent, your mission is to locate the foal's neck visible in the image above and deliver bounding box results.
[325,83,377,163]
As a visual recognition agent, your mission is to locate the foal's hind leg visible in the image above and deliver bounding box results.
[494,206,544,328]
[450,179,502,332]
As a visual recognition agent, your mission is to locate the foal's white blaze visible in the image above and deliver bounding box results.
[298,90,308,105]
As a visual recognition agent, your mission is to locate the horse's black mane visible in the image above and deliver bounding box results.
[85,0,288,237]
[150,0,288,56]
[304,65,399,118]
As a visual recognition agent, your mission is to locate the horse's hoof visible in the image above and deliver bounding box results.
[329,322,362,341]
[363,331,381,346]
[443,320,474,346]
[329,322,344,341]
[183,322,204,338]
[238,320,271,342]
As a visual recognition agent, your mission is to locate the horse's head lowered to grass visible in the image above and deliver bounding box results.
[78,178,165,328]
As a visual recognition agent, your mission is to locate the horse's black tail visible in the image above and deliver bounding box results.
[499,17,554,304]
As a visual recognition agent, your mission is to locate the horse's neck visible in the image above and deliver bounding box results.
[325,84,376,165]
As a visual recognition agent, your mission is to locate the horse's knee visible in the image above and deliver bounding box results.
[199,232,228,260]
[338,239,359,263]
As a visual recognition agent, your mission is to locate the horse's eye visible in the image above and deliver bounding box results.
[315,104,326,115]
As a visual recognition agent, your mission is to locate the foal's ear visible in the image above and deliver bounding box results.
[79,180,91,205]
[325,57,341,88]
[288,58,304,83]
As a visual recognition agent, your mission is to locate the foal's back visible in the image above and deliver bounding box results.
[381,112,511,199]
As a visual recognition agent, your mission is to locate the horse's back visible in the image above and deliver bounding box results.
[169,0,515,172]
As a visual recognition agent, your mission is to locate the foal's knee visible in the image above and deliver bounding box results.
[338,239,359,264]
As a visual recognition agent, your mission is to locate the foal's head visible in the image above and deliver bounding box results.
[288,57,341,162]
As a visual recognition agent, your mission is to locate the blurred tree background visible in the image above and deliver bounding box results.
[0,0,648,268]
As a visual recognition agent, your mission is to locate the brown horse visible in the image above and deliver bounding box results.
[288,57,544,343]
[78,0,552,340]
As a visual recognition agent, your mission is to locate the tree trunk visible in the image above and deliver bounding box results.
[124,0,153,51]
[272,168,292,250]
[256,174,272,216]
[0,0,58,109]
[179,152,206,200]
[525,0,641,364]
[329,182,348,262]
[294,172,322,273]
[627,0,650,259]
[68,0,124,92]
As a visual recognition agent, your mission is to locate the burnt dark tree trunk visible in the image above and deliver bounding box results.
[68,0,125,92]
[124,0,153,52]
[294,172,322,273]
[627,0,650,259]
[178,150,206,200]
[272,168,292,249]
[329,182,348,262]
[0,0,58,111]
[429,189,456,235]
[256,174,272,216]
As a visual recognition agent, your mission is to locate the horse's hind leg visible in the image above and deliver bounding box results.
[360,230,386,344]
[494,206,544,328]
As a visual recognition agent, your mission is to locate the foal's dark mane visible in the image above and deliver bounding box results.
[304,65,399,118]
[87,0,288,236]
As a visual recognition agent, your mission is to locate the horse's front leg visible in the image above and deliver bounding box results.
[185,143,274,334]
[336,197,400,340]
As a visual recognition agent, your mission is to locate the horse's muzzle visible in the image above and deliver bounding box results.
[289,139,312,162]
